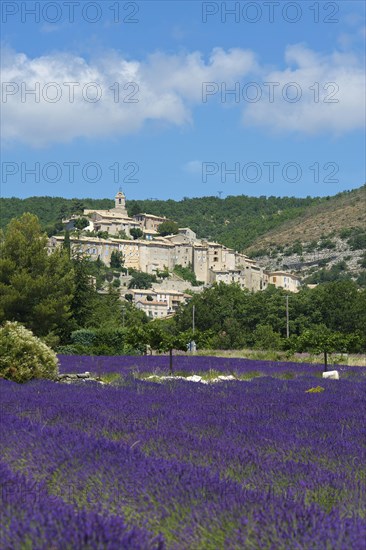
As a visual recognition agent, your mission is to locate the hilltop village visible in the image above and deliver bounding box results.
[48,191,300,318]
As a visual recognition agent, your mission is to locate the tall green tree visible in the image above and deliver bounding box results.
[69,252,96,329]
[110,250,124,269]
[0,213,74,337]
[63,230,71,258]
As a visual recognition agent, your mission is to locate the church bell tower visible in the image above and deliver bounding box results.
[114,189,127,215]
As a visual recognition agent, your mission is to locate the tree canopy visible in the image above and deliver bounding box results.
[0,213,74,338]
[157,221,179,236]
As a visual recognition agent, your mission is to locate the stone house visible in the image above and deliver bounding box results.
[267,271,301,293]
[135,300,169,318]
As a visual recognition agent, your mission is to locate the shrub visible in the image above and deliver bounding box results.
[0,322,58,383]
[71,329,96,347]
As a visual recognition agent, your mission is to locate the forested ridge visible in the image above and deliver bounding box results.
[0,186,363,251]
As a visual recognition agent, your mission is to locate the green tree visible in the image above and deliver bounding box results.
[175,283,252,349]
[69,252,95,329]
[253,324,283,350]
[156,267,170,279]
[70,200,85,215]
[157,220,179,236]
[110,250,124,269]
[146,320,188,374]
[0,213,74,338]
[311,281,364,334]
[73,217,89,230]
[63,230,71,258]
[291,325,360,371]
[128,271,157,289]
[130,228,144,240]
[128,203,141,217]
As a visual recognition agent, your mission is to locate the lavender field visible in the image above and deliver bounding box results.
[1,357,366,549]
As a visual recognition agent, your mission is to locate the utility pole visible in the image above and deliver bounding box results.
[285,295,289,338]
[192,305,195,334]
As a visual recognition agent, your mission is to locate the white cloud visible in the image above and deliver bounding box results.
[1,44,364,147]
[243,44,365,136]
[1,46,255,147]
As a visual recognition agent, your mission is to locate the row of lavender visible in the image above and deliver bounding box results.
[57,354,364,378]
[1,375,365,548]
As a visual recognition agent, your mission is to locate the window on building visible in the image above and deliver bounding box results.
[273,277,277,282]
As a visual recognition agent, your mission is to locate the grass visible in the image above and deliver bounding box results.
[96,372,123,384]
[196,349,366,367]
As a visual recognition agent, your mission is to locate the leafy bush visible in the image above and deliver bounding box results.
[348,232,366,251]
[64,327,136,355]
[358,253,366,268]
[173,264,199,285]
[0,322,58,382]
[304,262,352,284]
[71,329,96,347]
[317,239,336,250]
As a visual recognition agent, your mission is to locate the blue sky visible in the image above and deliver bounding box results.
[1,0,365,200]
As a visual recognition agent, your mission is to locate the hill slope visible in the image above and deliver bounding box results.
[244,185,366,286]
[245,185,366,252]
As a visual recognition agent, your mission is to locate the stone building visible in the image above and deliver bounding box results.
[266,271,301,293]
[135,300,169,318]
[50,190,301,295]
[125,287,190,317]
[133,213,169,232]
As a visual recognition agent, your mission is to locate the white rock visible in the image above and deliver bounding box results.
[218,375,235,381]
[186,375,202,382]
[322,370,339,380]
